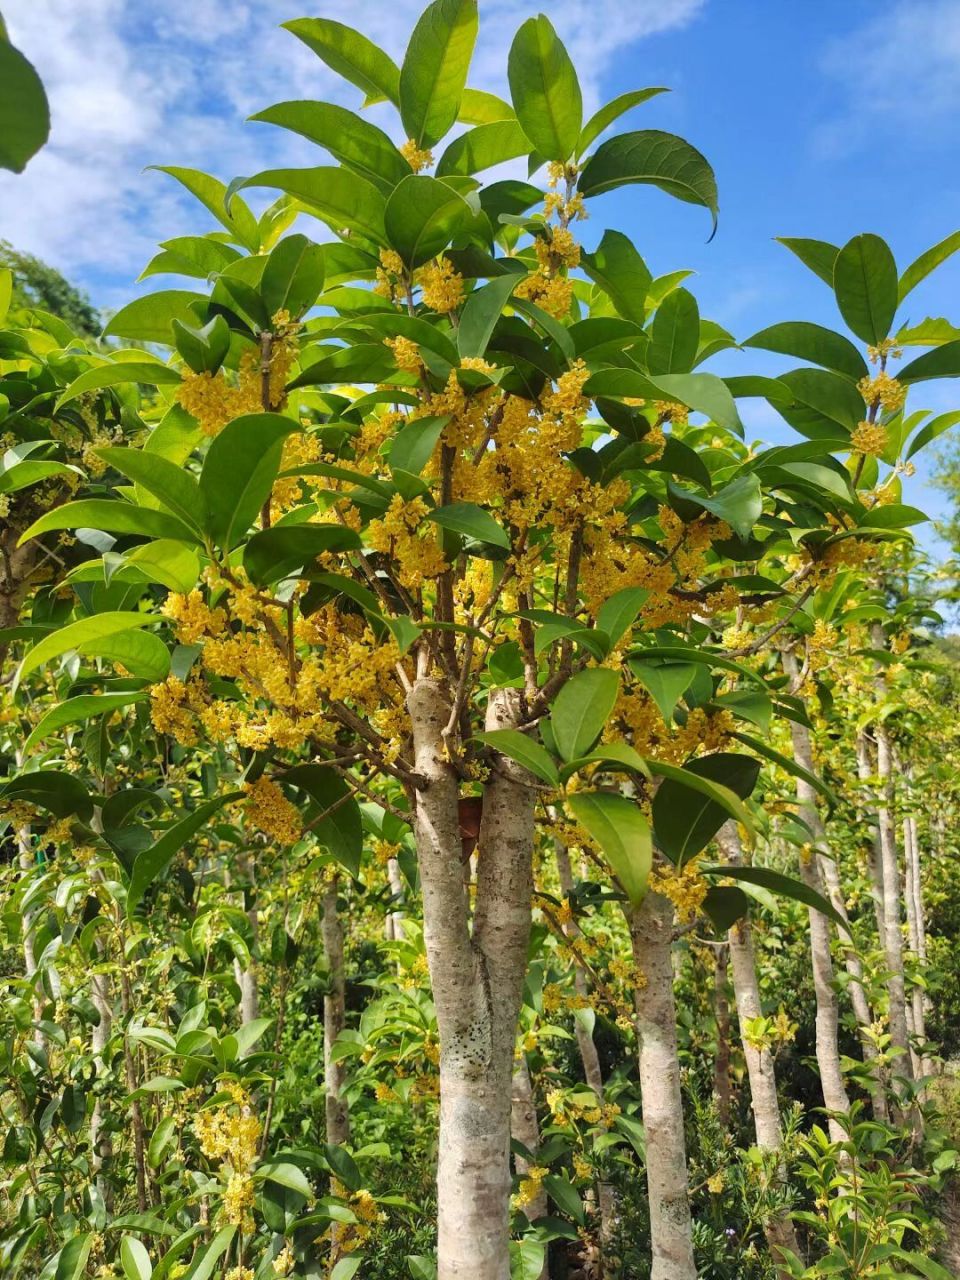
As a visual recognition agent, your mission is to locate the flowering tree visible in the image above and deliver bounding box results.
[6,3,960,1280]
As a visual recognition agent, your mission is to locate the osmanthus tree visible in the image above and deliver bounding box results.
[7,2,957,1278]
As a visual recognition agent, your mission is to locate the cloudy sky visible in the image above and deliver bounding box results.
[3,0,960,546]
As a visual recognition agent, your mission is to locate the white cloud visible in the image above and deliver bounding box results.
[0,0,704,304]
[818,0,960,148]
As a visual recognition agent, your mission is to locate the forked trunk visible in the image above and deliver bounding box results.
[629,889,697,1280]
[408,679,535,1279]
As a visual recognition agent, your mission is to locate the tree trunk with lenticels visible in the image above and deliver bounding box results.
[629,889,697,1280]
[408,679,536,1280]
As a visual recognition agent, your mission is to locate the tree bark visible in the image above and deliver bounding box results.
[855,734,886,942]
[322,880,350,1147]
[629,889,697,1280]
[511,1054,548,1227]
[717,823,802,1270]
[902,813,929,1076]
[408,679,535,1280]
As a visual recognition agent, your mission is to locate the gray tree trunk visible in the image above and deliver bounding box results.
[322,880,350,1147]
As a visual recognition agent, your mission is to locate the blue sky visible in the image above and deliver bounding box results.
[3,0,960,552]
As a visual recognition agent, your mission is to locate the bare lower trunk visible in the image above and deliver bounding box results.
[629,889,696,1280]
[902,814,929,1075]
[322,880,350,1147]
[409,680,535,1280]
[718,824,802,1269]
[855,734,886,942]
[511,1054,548,1232]
[874,724,913,1091]
[713,944,732,1129]
[385,855,405,942]
[781,652,850,1140]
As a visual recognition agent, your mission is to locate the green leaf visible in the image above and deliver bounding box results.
[427,501,510,549]
[437,120,531,177]
[730,730,837,806]
[543,1173,586,1225]
[899,340,960,384]
[776,237,839,287]
[630,644,769,690]
[458,274,521,357]
[550,668,620,762]
[102,292,207,345]
[579,130,717,232]
[184,1226,235,1280]
[905,409,960,460]
[0,36,49,172]
[703,885,749,931]
[580,230,651,325]
[577,88,669,157]
[857,503,927,530]
[385,174,472,269]
[199,413,302,550]
[0,459,81,495]
[676,473,762,540]
[652,752,760,864]
[243,524,362,587]
[568,791,652,904]
[629,659,697,723]
[96,448,205,533]
[260,232,327,319]
[147,1116,177,1169]
[238,168,386,245]
[330,1260,363,1280]
[647,287,700,375]
[282,765,363,875]
[652,372,742,434]
[596,587,649,647]
[56,360,182,408]
[702,864,845,929]
[87,631,171,683]
[714,689,772,733]
[120,1237,153,1280]
[474,729,559,784]
[15,613,159,687]
[833,233,898,346]
[19,499,199,547]
[172,316,230,375]
[400,0,478,148]
[258,1161,313,1198]
[406,1257,437,1280]
[507,15,582,162]
[55,1234,94,1280]
[898,229,960,302]
[0,772,91,821]
[744,322,868,382]
[390,415,448,475]
[24,692,149,755]
[149,166,260,251]
[283,18,400,106]
[251,102,409,192]
[124,541,201,594]
[127,795,239,917]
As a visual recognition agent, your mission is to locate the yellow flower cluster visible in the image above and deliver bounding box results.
[243,776,303,846]
[648,858,709,923]
[654,400,689,426]
[385,334,422,374]
[857,371,906,412]
[194,1088,263,1235]
[163,589,227,644]
[851,419,888,456]
[419,257,465,313]
[867,338,902,364]
[542,981,592,1014]
[512,1166,547,1210]
[400,138,433,172]
[546,1088,621,1130]
[374,248,407,303]
[367,494,448,589]
[176,331,296,436]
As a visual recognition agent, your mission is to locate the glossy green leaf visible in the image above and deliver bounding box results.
[282,764,363,874]
[0,36,49,172]
[730,730,837,806]
[184,1226,235,1280]
[647,287,700,375]
[56,360,182,408]
[458,88,515,123]
[744,321,868,382]
[20,498,199,548]
[898,229,960,302]
[390,415,448,475]
[629,659,697,723]
[653,372,742,434]
[199,413,302,550]
[238,168,386,245]
[702,885,750,931]
[905,409,960,460]
[149,166,260,251]
[652,752,760,864]
[702,864,845,929]
[87,630,171,683]
[96,447,205,533]
[120,1237,153,1280]
[283,18,400,105]
[596,587,649,647]
[127,794,239,916]
[507,15,582,162]
[258,1161,313,1198]
[899,340,960,384]
[251,102,409,191]
[16,613,158,686]
[579,130,717,231]
[437,119,531,177]
[0,772,92,820]
[55,1234,94,1280]
[172,316,230,375]
[400,0,478,148]
[474,729,559,784]
[580,230,651,325]
[674,474,762,540]
[427,501,510,548]
[243,524,362,586]
[550,668,620,762]
[24,692,149,755]
[458,274,521,357]
[102,292,206,345]
[776,236,839,286]
[385,174,472,269]
[260,232,327,319]
[568,791,652,904]
[577,87,668,157]
[833,233,898,346]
